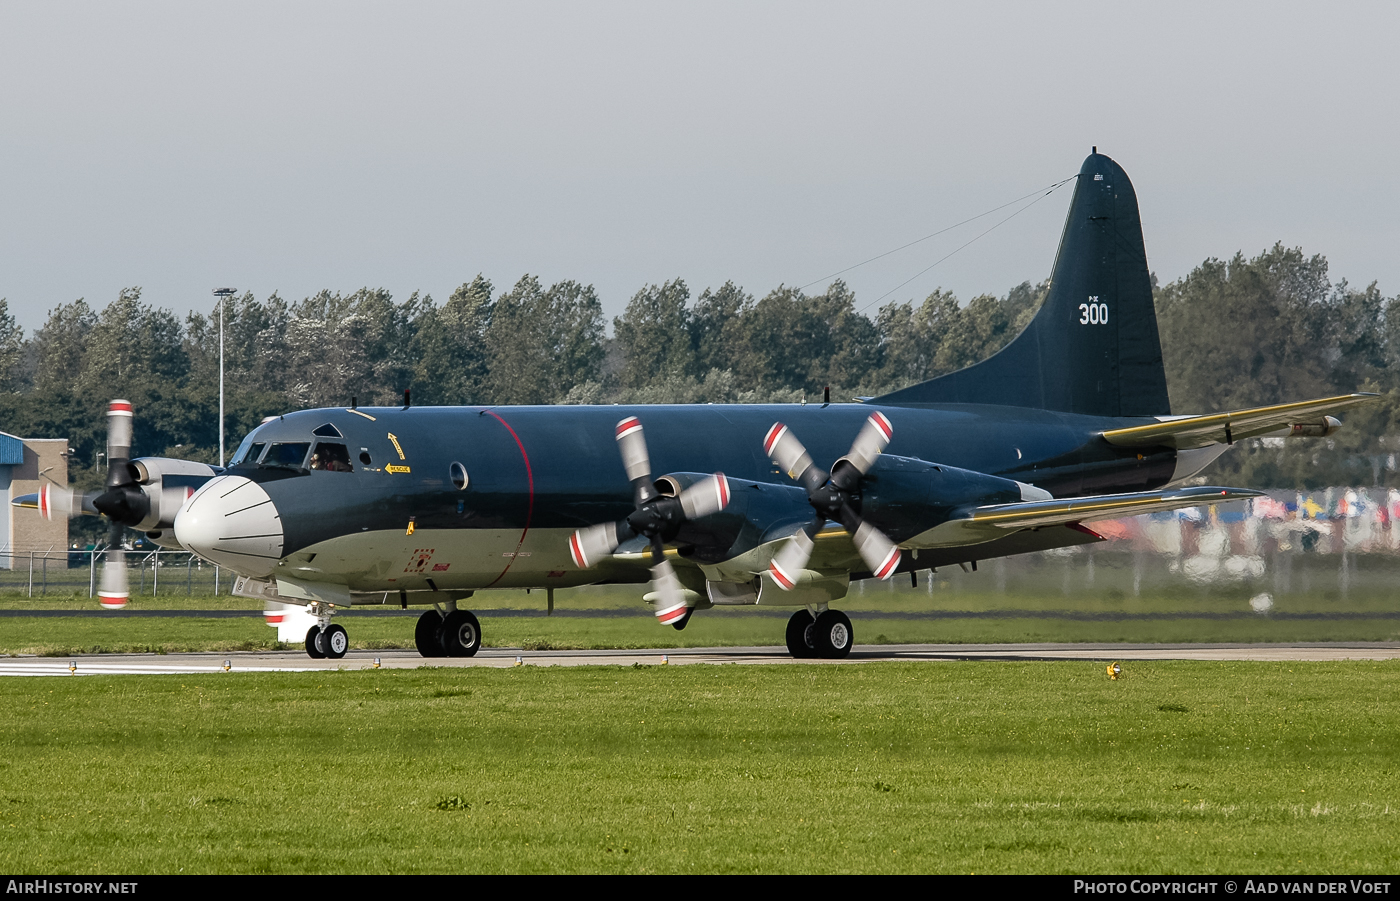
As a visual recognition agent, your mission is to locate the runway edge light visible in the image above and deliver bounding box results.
[1107,662,1122,680]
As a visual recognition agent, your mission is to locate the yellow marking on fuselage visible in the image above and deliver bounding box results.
[347,408,377,421]
[385,464,411,474]
[387,433,406,460]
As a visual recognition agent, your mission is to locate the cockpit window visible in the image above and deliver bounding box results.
[263,442,312,469]
[233,442,266,465]
[312,423,344,438]
[309,442,354,472]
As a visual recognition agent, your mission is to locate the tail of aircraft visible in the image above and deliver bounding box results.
[873,151,1172,417]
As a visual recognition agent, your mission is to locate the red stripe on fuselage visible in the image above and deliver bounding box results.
[482,410,535,588]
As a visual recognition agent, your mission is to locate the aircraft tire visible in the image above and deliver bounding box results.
[415,610,445,658]
[785,610,818,659]
[441,610,482,658]
[813,610,853,660]
[305,626,327,659]
[323,624,348,659]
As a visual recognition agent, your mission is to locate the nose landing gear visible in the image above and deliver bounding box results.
[301,602,349,659]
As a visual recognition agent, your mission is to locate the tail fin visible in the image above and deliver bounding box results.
[872,152,1171,417]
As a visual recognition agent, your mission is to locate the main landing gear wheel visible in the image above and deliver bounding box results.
[322,624,348,659]
[813,609,853,659]
[786,610,818,659]
[415,609,445,658]
[305,626,326,659]
[440,609,482,657]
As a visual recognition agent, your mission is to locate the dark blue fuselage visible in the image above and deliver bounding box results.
[227,401,1174,564]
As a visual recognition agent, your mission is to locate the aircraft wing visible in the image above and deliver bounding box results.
[1099,394,1377,450]
[907,485,1262,548]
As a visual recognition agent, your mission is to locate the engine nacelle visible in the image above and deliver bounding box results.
[130,457,219,535]
[858,454,1043,545]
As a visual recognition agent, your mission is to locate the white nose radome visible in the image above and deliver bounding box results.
[174,475,285,578]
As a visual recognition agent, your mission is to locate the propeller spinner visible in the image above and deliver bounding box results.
[569,416,731,627]
[763,411,901,588]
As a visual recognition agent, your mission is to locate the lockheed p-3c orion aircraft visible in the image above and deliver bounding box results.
[24,151,1372,660]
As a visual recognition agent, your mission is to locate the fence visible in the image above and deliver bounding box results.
[5,493,1399,601]
[0,549,224,598]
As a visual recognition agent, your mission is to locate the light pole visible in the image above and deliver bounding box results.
[213,288,236,468]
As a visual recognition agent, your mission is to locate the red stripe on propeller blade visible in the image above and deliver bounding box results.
[869,411,892,441]
[874,547,900,580]
[763,424,786,456]
[657,604,688,624]
[768,562,795,590]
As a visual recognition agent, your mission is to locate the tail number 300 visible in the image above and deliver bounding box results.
[1079,296,1109,325]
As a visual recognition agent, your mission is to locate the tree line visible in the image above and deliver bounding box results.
[1,242,1397,498]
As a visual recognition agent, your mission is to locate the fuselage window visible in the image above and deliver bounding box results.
[312,423,344,438]
[264,442,312,469]
[310,442,354,472]
[450,462,468,490]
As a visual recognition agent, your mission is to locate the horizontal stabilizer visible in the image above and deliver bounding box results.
[908,485,1262,549]
[1100,394,1378,449]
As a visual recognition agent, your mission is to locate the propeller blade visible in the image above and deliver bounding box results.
[106,400,133,469]
[851,520,901,580]
[93,398,152,525]
[569,521,623,569]
[766,528,816,590]
[763,423,824,491]
[615,417,657,505]
[677,473,731,520]
[98,523,128,610]
[836,412,894,482]
[649,558,689,625]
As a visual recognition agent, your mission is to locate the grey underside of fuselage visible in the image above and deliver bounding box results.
[280,521,1104,605]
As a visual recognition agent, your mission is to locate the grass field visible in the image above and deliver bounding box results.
[3,571,1400,655]
[5,608,1400,657]
[2,661,1398,874]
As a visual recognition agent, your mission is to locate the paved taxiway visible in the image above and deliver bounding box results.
[2,642,1398,675]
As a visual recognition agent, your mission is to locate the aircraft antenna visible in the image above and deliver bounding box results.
[854,178,1075,315]
[798,175,1076,293]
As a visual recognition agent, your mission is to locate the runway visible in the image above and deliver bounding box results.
[2,642,1399,675]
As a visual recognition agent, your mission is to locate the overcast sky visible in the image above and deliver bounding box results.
[2,1,1397,333]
